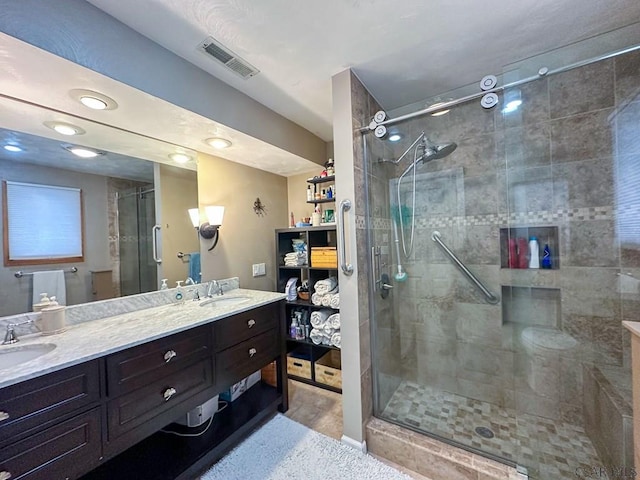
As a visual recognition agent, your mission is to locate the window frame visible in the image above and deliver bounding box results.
[2,180,85,266]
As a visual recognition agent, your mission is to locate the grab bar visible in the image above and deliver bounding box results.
[338,199,354,276]
[431,231,499,304]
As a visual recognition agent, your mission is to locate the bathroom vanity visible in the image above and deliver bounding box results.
[0,289,287,480]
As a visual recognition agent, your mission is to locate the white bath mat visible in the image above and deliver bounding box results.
[199,414,412,480]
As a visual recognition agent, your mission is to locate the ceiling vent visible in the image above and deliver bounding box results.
[199,36,259,79]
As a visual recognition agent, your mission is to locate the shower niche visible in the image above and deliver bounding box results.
[499,226,559,270]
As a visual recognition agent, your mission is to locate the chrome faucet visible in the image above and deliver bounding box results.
[3,319,34,345]
[207,280,224,297]
[185,277,196,286]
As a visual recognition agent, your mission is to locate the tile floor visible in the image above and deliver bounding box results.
[285,380,432,480]
[383,380,605,479]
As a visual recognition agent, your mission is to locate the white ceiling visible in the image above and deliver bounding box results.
[87,0,640,141]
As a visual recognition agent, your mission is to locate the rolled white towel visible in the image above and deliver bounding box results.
[321,294,331,306]
[311,292,323,305]
[331,332,341,348]
[310,309,331,328]
[327,313,340,329]
[322,323,336,335]
[322,332,332,345]
[329,293,340,309]
[314,277,337,295]
[326,284,339,294]
[310,328,324,345]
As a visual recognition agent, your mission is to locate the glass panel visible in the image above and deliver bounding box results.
[367,33,640,479]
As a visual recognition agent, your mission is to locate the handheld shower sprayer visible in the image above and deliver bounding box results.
[392,217,408,282]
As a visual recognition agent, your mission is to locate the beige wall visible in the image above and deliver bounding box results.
[197,152,288,291]
[156,165,199,287]
[287,169,319,224]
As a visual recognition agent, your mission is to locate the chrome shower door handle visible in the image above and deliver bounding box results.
[338,199,354,276]
[152,224,162,264]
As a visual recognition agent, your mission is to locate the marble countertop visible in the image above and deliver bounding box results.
[0,288,286,389]
[623,321,640,338]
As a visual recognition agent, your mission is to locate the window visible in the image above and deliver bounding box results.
[3,181,84,265]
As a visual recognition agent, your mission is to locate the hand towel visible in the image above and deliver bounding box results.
[311,292,323,305]
[314,277,337,295]
[329,293,340,309]
[331,332,341,349]
[327,313,340,329]
[310,328,324,345]
[310,309,331,328]
[189,252,201,283]
[32,270,66,307]
[321,294,331,307]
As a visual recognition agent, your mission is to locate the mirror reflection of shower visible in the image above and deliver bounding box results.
[382,132,457,270]
[116,185,157,296]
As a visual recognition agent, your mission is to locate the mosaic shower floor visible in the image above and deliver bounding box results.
[382,381,604,479]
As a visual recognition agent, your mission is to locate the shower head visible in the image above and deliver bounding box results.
[420,140,457,162]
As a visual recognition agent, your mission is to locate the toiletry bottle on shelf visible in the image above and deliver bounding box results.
[290,315,298,339]
[517,238,529,269]
[508,238,518,268]
[542,244,552,269]
[528,237,540,269]
[290,212,295,227]
[306,185,313,202]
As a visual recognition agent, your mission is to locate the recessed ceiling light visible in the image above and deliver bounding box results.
[44,121,85,136]
[205,137,232,149]
[388,133,402,142]
[63,145,103,158]
[69,89,118,110]
[3,145,23,152]
[169,153,192,164]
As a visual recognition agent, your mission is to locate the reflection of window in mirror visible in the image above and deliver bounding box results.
[3,180,84,266]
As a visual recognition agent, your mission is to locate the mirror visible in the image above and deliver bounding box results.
[0,117,199,317]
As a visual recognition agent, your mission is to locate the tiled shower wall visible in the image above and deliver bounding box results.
[366,48,639,429]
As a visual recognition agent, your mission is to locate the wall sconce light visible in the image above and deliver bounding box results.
[188,206,225,251]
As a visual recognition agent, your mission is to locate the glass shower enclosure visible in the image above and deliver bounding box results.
[366,40,639,478]
[116,186,158,296]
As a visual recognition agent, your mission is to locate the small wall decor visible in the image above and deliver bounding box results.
[253,197,266,216]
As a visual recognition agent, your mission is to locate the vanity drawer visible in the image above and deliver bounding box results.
[0,407,101,480]
[106,325,211,396]
[214,302,279,350]
[107,358,213,440]
[216,327,279,389]
[0,360,100,447]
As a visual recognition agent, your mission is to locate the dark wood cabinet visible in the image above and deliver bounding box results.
[106,324,211,396]
[0,298,287,480]
[0,407,102,480]
[0,360,100,448]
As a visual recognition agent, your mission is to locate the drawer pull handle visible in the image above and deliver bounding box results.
[293,362,303,367]
[0,471,11,480]
[247,319,256,328]
[164,350,177,363]
[324,370,335,376]
[0,411,9,422]
[249,347,257,357]
[163,387,177,401]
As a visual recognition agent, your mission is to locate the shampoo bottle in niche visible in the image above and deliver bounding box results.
[517,238,529,269]
[542,244,552,269]
[528,237,540,269]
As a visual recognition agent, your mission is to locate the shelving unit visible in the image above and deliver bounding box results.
[276,225,342,393]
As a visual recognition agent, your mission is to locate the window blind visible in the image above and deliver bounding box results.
[6,181,83,260]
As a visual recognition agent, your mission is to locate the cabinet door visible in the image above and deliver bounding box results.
[214,303,279,351]
[0,360,100,447]
[216,328,280,389]
[106,325,211,396]
[107,359,213,440]
[0,407,101,480]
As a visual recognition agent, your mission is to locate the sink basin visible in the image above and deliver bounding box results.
[199,296,252,308]
[0,344,56,370]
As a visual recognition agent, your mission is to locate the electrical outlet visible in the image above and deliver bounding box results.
[252,263,266,277]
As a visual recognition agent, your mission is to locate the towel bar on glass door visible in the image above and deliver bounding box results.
[14,267,78,278]
[431,231,499,304]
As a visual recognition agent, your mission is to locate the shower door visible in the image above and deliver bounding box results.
[367,41,638,479]
[117,187,157,296]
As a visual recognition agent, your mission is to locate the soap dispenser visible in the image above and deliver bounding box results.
[160,279,169,290]
[175,281,184,303]
[33,293,51,312]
